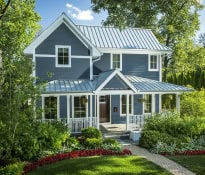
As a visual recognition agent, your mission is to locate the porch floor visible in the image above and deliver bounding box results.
[100,123,136,145]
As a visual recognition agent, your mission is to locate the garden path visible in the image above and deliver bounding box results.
[100,124,196,175]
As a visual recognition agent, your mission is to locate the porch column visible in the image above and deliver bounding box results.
[176,94,180,114]
[42,95,45,120]
[159,94,162,113]
[126,94,129,131]
[89,95,93,127]
[96,95,100,129]
[152,94,156,114]
[67,95,70,125]
[57,96,60,120]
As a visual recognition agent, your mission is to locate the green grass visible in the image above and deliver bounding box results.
[166,155,205,175]
[28,156,172,175]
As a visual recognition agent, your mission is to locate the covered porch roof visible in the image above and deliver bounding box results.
[42,70,192,94]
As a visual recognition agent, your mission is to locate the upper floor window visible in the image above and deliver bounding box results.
[149,55,158,71]
[111,54,122,70]
[55,45,71,67]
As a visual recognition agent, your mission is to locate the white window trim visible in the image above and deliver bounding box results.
[143,94,152,114]
[72,95,88,118]
[43,95,60,119]
[55,45,71,67]
[110,53,122,70]
[120,94,133,116]
[148,54,159,71]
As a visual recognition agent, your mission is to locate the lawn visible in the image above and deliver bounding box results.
[166,155,205,175]
[27,156,172,175]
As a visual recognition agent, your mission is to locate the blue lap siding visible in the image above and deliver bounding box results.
[36,23,90,56]
[36,57,90,81]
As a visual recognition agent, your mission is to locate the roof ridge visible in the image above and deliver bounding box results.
[76,24,152,31]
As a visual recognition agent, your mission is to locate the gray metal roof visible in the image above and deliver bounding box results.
[126,75,192,93]
[44,79,94,93]
[43,72,192,94]
[77,25,170,51]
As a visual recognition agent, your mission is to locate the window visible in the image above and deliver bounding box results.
[56,45,71,67]
[149,55,158,71]
[99,96,106,103]
[111,54,121,70]
[121,95,133,115]
[74,96,87,118]
[144,94,152,113]
[44,96,57,119]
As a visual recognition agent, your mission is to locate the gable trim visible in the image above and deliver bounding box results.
[24,13,101,58]
[94,70,138,94]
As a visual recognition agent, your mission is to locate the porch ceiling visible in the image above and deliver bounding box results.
[42,71,192,94]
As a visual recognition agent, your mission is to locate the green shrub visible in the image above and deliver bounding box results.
[65,136,80,150]
[81,127,102,139]
[84,138,102,149]
[12,121,70,160]
[139,130,181,149]
[80,127,103,149]
[101,138,121,152]
[102,138,118,145]
[181,89,205,118]
[140,113,205,150]
[0,162,24,175]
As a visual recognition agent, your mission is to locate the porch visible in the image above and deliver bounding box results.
[40,70,192,133]
[41,114,151,133]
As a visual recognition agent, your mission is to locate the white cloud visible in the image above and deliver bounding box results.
[66,3,94,21]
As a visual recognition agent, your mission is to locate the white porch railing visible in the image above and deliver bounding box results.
[69,117,97,133]
[129,114,152,131]
[40,117,97,133]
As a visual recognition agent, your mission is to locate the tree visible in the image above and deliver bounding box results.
[91,0,204,80]
[0,0,41,161]
[0,0,11,20]
[199,33,205,47]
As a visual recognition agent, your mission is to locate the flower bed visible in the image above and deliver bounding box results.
[23,148,132,174]
[160,150,205,156]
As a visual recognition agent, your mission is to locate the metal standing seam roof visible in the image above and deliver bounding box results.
[43,73,192,94]
[44,79,94,93]
[125,75,192,92]
[77,25,170,51]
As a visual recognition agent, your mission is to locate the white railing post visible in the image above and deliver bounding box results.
[67,95,70,127]
[89,95,92,127]
[176,94,180,114]
[96,95,100,129]
[42,95,45,121]
[126,94,129,131]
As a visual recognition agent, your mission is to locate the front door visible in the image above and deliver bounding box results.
[99,95,110,123]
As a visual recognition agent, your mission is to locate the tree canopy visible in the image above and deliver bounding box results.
[91,0,205,81]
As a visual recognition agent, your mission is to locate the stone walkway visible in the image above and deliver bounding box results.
[123,144,196,175]
[100,124,196,175]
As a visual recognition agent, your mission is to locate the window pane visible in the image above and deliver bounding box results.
[112,54,120,69]
[57,47,69,65]
[144,95,152,113]
[74,96,86,118]
[150,55,157,69]
[45,97,57,119]
[121,95,132,114]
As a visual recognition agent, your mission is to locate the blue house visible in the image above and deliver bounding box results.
[24,13,191,133]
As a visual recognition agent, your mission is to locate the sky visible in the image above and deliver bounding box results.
[35,0,205,37]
